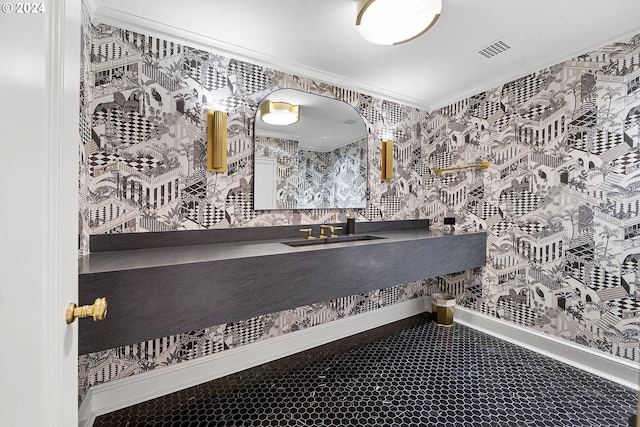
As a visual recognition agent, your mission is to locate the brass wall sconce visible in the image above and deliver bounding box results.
[435,161,489,176]
[207,110,227,173]
[381,139,393,182]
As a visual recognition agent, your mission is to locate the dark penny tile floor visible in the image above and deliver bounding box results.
[94,314,638,426]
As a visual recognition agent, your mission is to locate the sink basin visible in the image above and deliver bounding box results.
[282,234,386,247]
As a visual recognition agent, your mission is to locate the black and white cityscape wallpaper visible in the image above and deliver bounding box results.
[77,6,640,402]
[255,135,368,209]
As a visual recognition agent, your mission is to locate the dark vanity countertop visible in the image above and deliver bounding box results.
[79,228,479,275]
[78,222,487,354]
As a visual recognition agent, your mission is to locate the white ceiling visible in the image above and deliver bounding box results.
[89,0,640,112]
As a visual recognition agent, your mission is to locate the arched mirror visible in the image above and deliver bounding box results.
[254,89,368,209]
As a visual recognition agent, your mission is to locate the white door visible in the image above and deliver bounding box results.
[0,1,80,425]
[255,156,278,209]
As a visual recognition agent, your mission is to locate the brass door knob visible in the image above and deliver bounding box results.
[66,297,108,324]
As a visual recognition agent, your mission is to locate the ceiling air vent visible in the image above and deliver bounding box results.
[477,40,511,58]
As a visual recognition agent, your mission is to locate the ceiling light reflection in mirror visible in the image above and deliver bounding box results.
[260,101,299,125]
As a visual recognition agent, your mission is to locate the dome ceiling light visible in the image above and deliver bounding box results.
[260,101,300,126]
[356,0,442,45]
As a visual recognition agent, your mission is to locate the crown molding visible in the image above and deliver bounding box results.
[88,4,434,111]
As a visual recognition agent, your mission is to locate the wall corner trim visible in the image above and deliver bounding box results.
[78,296,432,426]
[454,307,640,391]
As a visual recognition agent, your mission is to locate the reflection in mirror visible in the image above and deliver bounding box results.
[254,89,368,210]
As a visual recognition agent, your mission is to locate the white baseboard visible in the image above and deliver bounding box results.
[79,301,640,426]
[455,306,640,391]
[78,296,432,427]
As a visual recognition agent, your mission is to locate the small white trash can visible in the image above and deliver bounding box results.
[431,293,456,326]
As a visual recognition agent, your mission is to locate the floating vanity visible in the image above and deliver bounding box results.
[79,220,486,354]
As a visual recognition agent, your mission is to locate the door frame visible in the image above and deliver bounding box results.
[46,1,82,425]
[0,0,81,425]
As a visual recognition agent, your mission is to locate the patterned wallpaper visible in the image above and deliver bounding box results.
[298,140,367,209]
[78,8,640,401]
[254,135,367,209]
